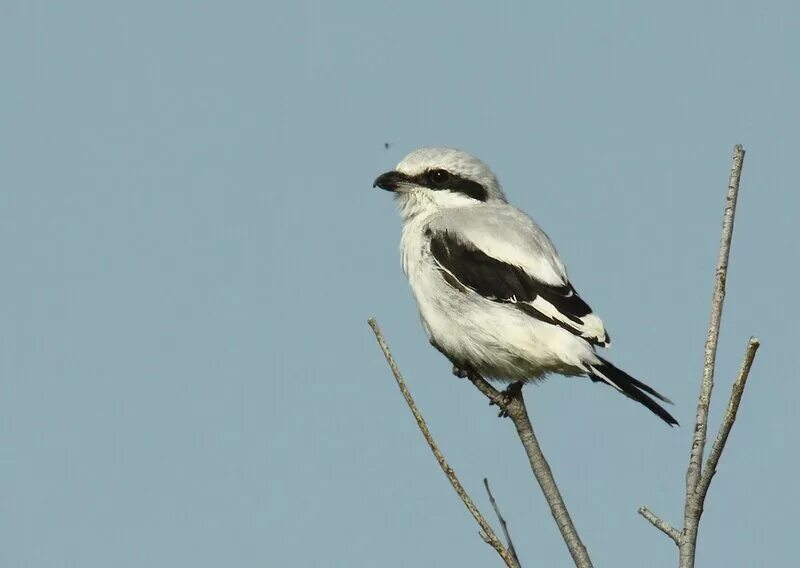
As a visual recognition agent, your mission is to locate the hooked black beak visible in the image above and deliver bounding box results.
[373,170,410,192]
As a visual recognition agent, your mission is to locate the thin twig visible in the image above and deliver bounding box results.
[680,144,746,568]
[484,478,522,568]
[641,340,759,554]
[468,374,593,568]
[697,337,760,499]
[637,506,681,545]
[686,144,746,494]
[368,319,518,568]
[638,146,758,563]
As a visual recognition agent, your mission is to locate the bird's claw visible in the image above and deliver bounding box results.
[489,382,524,418]
[452,366,469,379]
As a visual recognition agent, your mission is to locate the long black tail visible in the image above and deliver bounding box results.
[588,357,678,427]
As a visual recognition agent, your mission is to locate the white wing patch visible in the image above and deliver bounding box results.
[585,364,624,393]
[527,296,609,346]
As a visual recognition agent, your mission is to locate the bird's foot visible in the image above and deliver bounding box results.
[489,381,524,418]
[451,365,469,379]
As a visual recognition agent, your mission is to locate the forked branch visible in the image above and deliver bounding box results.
[467,374,593,568]
[697,337,760,498]
[368,319,519,568]
[639,145,760,568]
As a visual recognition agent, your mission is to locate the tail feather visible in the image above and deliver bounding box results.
[588,358,678,427]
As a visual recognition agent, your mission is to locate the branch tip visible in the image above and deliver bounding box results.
[698,337,760,497]
[484,478,522,568]
[638,506,681,545]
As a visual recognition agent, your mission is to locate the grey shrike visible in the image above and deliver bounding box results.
[373,147,677,426]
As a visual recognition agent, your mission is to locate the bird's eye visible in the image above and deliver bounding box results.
[427,169,451,187]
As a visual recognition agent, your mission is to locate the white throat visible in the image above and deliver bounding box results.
[395,189,482,223]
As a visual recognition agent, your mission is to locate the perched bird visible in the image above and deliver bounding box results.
[373,147,677,426]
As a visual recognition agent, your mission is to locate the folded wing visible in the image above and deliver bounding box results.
[427,209,610,347]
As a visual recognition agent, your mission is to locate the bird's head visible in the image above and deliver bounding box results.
[373,148,506,220]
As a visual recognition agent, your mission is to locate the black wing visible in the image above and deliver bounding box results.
[429,229,608,345]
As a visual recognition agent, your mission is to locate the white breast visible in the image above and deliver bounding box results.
[398,212,597,381]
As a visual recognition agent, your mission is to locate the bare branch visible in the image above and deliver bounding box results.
[685,144,746,496]
[484,478,522,568]
[367,318,518,568]
[468,375,593,568]
[637,506,681,545]
[679,144,747,568]
[697,337,760,500]
[637,146,760,567]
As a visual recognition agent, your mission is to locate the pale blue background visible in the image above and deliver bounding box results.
[1,2,798,567]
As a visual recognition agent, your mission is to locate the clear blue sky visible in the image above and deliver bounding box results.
[1,2,798,567]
